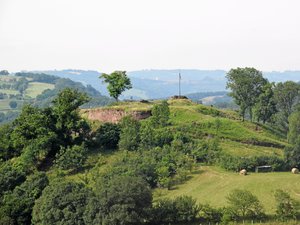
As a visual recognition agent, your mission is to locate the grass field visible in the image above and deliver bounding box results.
[220,140,283,157]
[154,166,300,214]
[0,99,10,110]
[25,82,54,98]
[0,89,19,95]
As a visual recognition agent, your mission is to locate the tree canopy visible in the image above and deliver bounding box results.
[32,181,92,225]
[226,67,267,121]
[100,71,132,101]
[226,189,265,220]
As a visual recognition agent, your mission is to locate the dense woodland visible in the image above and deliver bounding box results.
[1,68,300,224]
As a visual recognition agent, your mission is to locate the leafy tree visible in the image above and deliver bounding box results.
[54,144,87,171]
[174,195,200,222]
[274,189,299,220]
[87,176,152,225]
[139,121,156,150]
[284,137,300,168]
[254,82,277,123]
[100,71,132,101]
[274,81,300,132]
[10,105,56,153]
[8,101,17,109]
[191,139,221,164]
[118,116,140,151]
[151,198,176,223]
[154,129,174,147]
[287,107,300,144]
[32,180,91,225]
[94,122,120,149]
[198,204,222,223]
[14,77,29,94]
[52,88,90,146]
[152,196,200,224]
[285,108,300,168]
[226,68,267,121]
[0,124,14,161]
[156,165,173,189]
[16,134,57,173]
[151,101,170,127]
[0,162,26,198]
[226,189,265,220]
[0,172,48,225]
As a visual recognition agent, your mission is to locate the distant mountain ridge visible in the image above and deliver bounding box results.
[32,69,300,99]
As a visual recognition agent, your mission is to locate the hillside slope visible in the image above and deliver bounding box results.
[80,99,290,214]
[0,73,113,124]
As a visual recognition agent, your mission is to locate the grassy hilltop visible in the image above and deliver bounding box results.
[73,99,296,215]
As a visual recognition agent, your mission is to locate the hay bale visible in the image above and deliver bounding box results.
[239,169,247,176]
[292,168,299,174]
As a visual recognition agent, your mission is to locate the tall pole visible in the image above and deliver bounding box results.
[179,71,181,97]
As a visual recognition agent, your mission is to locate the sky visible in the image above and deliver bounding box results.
[0,0,300,73]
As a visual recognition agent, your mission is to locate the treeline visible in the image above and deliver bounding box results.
[226,67,300,170]
[0,88,92,224]
[0,72,114,124]
[226,67,300,131]
[34,76,113,108]
[15,72,58,84]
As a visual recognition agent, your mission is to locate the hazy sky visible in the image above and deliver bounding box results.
[0,0,300,73]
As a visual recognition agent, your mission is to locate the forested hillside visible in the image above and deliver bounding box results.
[0,71,113,124]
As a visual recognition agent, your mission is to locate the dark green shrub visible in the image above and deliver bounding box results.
[190,139,221,164]
[0,124,14,161]
[32,180,91,225]
[0,172,48,224]
[94,122,120,149]
[150,100,170,128]
[199,204,223,223]
[274,189,299,220]
[55,144,87,171]
[0,162,25,198]
[139,121,156,150]
[227,189,265,220]
[218,153,286,172]
[119,116,140,151]
[154,129,174,147]
[89,175,152,225]
[174,196,200,222]
[152,196,200,224]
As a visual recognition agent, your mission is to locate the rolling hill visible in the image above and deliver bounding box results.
[74,99,292,214]
[0,72,113,124]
